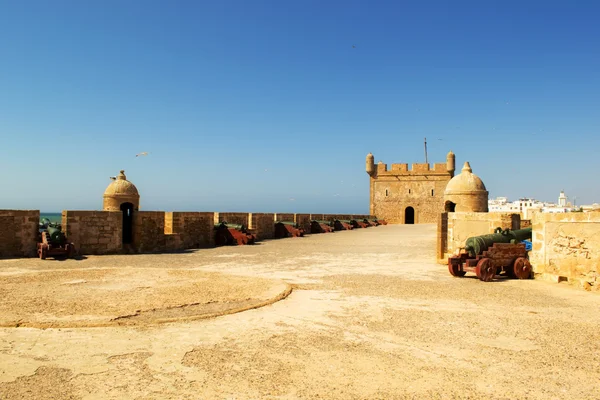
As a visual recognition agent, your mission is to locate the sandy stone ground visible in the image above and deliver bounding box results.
[1,224,599,399]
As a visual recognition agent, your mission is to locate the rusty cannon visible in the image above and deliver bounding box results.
[350,219,369,229]
[37,224,75,259]
[274,221,304,238]
[333,219,354,231]
[374,217,388,225]
[214,222,256,246]
[310,220,334,233]
[448,227,533,282]
[364,219,380,227]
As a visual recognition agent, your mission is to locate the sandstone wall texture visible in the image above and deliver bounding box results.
[370,163,453,224]
[437,212,521,261]
[274,213,295,223]
[295,214,312,233]
[529,213,600,291]
[214,212,249,227]
[0,210,39,258]
[133,211,179,253]
[166,212,214,248]
[249,213,275,241]
[62,211,122,255]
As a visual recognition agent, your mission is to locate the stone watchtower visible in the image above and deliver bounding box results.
[103,170,139,245]
[366,152,456,224]
[443,162,489,212]
[103,170,140,211]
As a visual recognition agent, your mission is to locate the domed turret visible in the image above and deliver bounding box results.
[366,153,375,176]
[446,151,455,176]
[443,162,488,212]
[103,170,140,211]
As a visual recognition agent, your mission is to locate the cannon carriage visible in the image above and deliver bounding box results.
[310,220,334,233]
[448,227,533,282]
[37,220,74,260]
[333,220,354,231]
[274,221,304,238]
[214,222,256,246]
[350,219,369,229]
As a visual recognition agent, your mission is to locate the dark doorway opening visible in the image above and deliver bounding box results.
[445,201,456,212]
[405,207,415,224]
[120,202,134,244]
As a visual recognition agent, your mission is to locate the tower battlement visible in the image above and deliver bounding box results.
[376,162,451,175]
[366,152,456,224]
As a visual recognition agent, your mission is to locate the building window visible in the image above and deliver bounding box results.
[431,189,434,196]
[385,189,388,197]
[408,189,411,194]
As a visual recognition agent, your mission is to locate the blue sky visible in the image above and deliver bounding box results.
[1,0,598,212]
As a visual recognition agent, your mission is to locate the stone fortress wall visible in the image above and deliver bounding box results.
[0,210,376,258]
[369,162,453,224]
[0,210,40,257]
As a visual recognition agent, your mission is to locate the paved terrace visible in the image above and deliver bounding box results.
[1,224,599,399]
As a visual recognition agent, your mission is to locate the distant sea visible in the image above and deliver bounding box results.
[40,212,62,223]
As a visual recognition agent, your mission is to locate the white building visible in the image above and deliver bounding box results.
[488,191,578,218]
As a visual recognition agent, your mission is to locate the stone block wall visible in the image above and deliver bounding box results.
[310,213,324,221]
[529,213,600,290]
[166,212,214,248]
[274,213,295,223]
[437,212,521,262]
[295,214,312,233]
[62,211,122,255]
[249,213,275,241]
[214,212,249,227]
[133,211,174,253]
[0,210,39,258]
[323,214,354,222]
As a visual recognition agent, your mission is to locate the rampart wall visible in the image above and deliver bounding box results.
[529,213,600,291]
[62,211,122,255]
[0,209,375,258]
[0,210,39,258]
[437,212,520,262]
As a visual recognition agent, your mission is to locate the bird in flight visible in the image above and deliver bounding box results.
[352,45,356,48]
[136,152,149,157]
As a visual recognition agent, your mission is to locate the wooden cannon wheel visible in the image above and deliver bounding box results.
[39,244,48,260]
[475,258,496,282]
[513,257,532,279]
[448,260,466,277]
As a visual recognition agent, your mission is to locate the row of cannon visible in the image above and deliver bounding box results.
[214,218,388,246]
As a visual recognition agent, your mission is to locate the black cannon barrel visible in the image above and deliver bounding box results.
[214,222,247,231]
[275,221,296,226]
[465,227,532,257]
[47,226,64,244]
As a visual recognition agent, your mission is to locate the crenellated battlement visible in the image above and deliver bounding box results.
[367,151,456,224]
[375,162,451,175]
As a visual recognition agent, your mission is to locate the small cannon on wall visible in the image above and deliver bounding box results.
[214,222,256,246]
[37,223,74,260]
[448,227,533,281]
[350,219,369,229]
[274,221,304,238]
[333,220,354,231]
[310,220,334,233]
[364,219,379,227]
[374,217,388,225]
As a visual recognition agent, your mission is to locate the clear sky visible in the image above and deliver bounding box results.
[1,0,598,213]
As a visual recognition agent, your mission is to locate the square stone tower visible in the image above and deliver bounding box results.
[366,152,455,224]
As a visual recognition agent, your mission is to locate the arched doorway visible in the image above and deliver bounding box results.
[120,202,134,244]
[405,207,415,224]
[445,201,456,212]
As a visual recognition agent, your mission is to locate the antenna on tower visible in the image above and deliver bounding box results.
[424,137,428,164]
